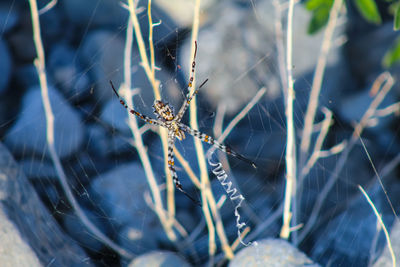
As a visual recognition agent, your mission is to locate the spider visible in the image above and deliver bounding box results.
[110,41,256,205]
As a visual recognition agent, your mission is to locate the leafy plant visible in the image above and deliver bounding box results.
[305,0,400,67]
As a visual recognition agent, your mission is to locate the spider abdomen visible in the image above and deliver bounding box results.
[153,100,175,121]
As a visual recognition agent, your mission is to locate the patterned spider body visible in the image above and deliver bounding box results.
[153,100,174,121]
[153,100,185,140]
[111,41,255,205]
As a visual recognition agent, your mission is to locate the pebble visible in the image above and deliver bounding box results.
[5,86,84,159]
[127,250,191,267]
[0,142,92,266]
[229,239,319,267]
[48,43,90,102]
[0,39,11,93]
[0,3,18,34]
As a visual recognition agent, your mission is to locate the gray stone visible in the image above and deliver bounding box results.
[19,158,57,180]
[0,3,18,34]
[90,163,164,254]
[63,208,107,253]
[48,43,91,102]
[180,2,278,115]
[127,250,192,267]
[62,0,127,27]
[373,220,400,267]
[79,30,124,104]
[90,163,159,226]
[230,239,319,267]
[0,39,11,93]
[0,141,92,266]
[5,86,84,159]
[0,207,41,267]
[310,173,400,266]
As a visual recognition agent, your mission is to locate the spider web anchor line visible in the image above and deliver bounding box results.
[206,150,252,247]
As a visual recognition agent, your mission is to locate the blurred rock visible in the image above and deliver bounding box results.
[48,43,90,102]
[119,224,159,255]
[19,158,57,180]
[0,39,11,93]
[90,163,159,227]
[0,207,42,267]
[86,124,111,157]
[154,0,214,27]
[127,250,191,267]
[181,1,278,115]
[7,8,36,62]
[347,23,397,84]
[229,99,286,169]
[338,86,394,128]
[79,30,124,104]
[63,0,174,44]
[5,86,84,159]
[230,239,319,267]
[0,141,92,266]
[0,2,18,34]
[14,64,40,88]
[373,220,400,267]
[90,163,165,254]
[310,173,400,266]
[100,98,132,135]
[63,208,108,253]
[62,0,127,28]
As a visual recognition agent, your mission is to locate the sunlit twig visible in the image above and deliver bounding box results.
[28,0,133,258]
[358,185,396,267]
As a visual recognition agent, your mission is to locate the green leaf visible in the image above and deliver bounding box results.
[308,7,331,34]
[305,0,333,11]
[383,37,400,68]
[304,0,334,34]
[394,2,400,30]
[353,0,382,24]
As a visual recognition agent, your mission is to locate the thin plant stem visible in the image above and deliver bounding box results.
[187,0,219,257]
[127,0,159,96]
[126,0,176,229]
[148,0,156,78]
[295,0,343,242]
[300,107,336,178]
[28,0,133,258]
[280,0,297,240]
[38,0,57,15]
[174,148,201,188]
[300,0,343,163]
[211,87,266,150]
[358,185,396,267]
[121,16,176,240]
[298,72,394,243]
[272,0,288,99]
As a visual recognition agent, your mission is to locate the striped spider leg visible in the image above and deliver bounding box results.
[167,130,200,205]
[175,41,209,122]
[178,123,257,169]
[110,81,165,128]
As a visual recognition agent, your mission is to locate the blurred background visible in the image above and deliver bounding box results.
[0,0,400,266]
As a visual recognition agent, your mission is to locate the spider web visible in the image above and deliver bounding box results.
[1,0,400,266]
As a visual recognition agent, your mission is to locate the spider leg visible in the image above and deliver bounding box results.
[167,131,201,206]
[175,41,208,122]
[179,124,257,168]
[110,81,165,127]
[175,78,208,122]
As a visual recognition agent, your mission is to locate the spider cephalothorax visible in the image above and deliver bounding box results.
[111,41,255,205]
[153,100,186,140]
